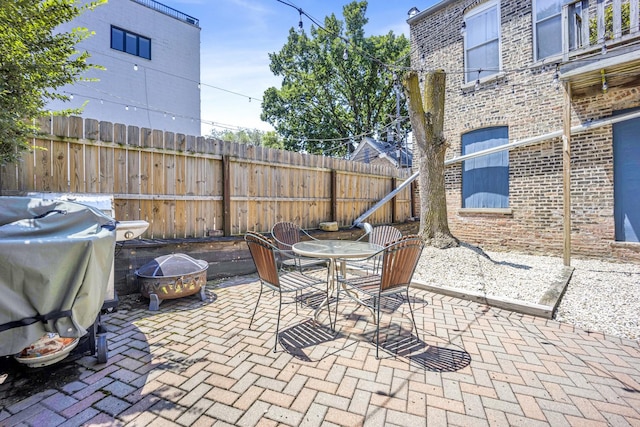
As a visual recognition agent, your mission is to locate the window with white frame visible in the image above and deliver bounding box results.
[464,1,500,83]
[462,127,509,209]
[534,0,563,61]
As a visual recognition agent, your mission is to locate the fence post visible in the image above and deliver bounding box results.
[223,155,231,236]
[391,177,398,223]
[331,169,337,222]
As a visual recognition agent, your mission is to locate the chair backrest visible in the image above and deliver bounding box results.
[379,235,424,292]
[271,221,302,250]
[370,225,403,247]
[245,231,280,288]
[355,222,373,241]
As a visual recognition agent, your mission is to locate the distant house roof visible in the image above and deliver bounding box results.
[350,136,413,168]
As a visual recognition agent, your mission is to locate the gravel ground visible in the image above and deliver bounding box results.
[412,243,640,341]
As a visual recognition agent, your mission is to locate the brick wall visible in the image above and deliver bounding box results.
[410,0,640,262]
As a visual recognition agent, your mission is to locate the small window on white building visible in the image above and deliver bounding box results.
[111,26,151,60]
[464,1,500,83]
[534,0,563,61]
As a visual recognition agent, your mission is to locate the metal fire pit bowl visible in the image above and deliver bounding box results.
[136,253,209,311]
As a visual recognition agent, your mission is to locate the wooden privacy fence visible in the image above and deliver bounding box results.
[0,116,414,238]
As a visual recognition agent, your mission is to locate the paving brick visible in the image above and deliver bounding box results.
[313,391,349,411]
[363,405,388,427]
[70,377,113,400]
[228,371,259,395]
[118,394,161,424]
[93,395,131,417]
[2,403,48,426]
[204,372,237,390]
[257,388,295,408]
[125,410,159,426]
[277,373,305,397]
[60,392,104,418]
[177,371,210,394]
[480,396,525,417]
[188,413,219,427]
[515,393,547,421]
[205,402,244,424]
[298,402,328,427]
[58,407,100,427]
[81,364,119,385]
[386,410,427,427]
[304,378,339,394]
[590,400,640,418]
[6,390,55,413]
[80,412,120,426]
[41,392,78,412]
[101,380,137,399]
[174,397,214,427]
[227,360,255,380]
[369,393,406,412]
[344,388,370,416]
[149,398,188,421]
[324,407,365,426]
[254,376,288,393]
[492,380,518,403]
[24,406,66,427]
[235,400,270,427]
[176,383,212,408]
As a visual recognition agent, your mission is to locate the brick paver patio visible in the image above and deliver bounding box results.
[1,274,639,426]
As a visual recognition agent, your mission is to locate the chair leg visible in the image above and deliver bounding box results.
[326,281,335,331]
[249,283,264,330]
[274,292,282,353]
[375,296,381,359]
[406,289,419,341]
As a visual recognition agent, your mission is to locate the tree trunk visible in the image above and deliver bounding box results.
[403,70,458,248]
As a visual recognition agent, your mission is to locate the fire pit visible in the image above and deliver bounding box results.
[136,253,209,311]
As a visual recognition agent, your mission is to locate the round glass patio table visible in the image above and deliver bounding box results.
[292,240,383,323]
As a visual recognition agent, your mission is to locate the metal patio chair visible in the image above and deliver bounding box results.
[271,221,328,272]
[346,224,403,275]
[336,235,424,358]
[245,231,332,352]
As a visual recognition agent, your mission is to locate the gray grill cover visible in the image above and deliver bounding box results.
[0,197,116,356]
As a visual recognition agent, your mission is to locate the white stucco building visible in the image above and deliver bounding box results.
[47,0,201,136]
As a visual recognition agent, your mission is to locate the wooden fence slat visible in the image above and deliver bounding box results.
[69,142,84,193]
[85,119,99,140]
[114,146,127,194]
[100,121,113,142]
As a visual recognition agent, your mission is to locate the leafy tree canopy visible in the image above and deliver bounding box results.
[208,128,284,149]
[0,0,104,166]
[261,1,410,156]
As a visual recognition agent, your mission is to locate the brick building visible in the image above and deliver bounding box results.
[407,0,640,263]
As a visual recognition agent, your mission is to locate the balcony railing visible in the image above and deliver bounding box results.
[562,0,640,61]
[131,0,199,27]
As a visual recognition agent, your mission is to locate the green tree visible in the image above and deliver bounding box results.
[261,1,410,156]
[208,128,284,149]
[0,0,104,166]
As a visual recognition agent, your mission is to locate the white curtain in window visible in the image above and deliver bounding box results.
[465,3,499,82]
[535,0,563,60]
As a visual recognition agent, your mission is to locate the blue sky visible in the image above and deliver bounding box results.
[161,0,439,134]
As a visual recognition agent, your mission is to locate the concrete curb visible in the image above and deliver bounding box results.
[411,265,574,319]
